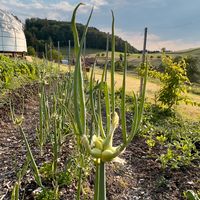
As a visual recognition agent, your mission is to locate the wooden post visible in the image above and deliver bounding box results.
[50,42,52,61]
[68,40,71,65]
[105,32,109,82]
[57,41,60,72]
[36,45,38,58]
[66,45,68,63]
[139,27,148,97]
[84,36,86,69]
[49,42,53,76]
[45,43,48,60]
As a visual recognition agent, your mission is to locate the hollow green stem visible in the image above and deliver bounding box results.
[19,125,43,188]
[99,162,106,200]
[94,163,100,200]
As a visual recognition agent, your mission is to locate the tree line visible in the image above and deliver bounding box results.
[24,18,138,54]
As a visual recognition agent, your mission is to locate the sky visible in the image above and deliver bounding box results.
[1,0,200,51]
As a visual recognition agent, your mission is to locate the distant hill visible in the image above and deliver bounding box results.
[24,18,138,54]
[170,47,200,57]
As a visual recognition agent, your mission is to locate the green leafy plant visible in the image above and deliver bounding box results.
[156,135,167,145]
[47,49,63,62]
[158,134,199,169]
[11,157,30,200]
[158,54,190,108]
[27,46,36,56]
[0,55,39,90]
[184,190,200,200]
[174,55,200,83]
[35,189,58,200]
[160,148,175,169]
[146,137,156,150]
[141,102,200,169]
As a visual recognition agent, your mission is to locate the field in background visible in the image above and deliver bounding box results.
[94,68,200,121]
[59,46,200,70]
[170,47,200,57]
[60,47,103,59]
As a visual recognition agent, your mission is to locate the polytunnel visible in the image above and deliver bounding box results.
[0,9,27,53]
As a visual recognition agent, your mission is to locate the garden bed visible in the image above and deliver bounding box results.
[0,83,199,200]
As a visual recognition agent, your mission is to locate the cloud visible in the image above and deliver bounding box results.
[0,0,166,22]
[102,0,166,8]
[1,0,91,21]
[2,0,43,10]
[90,0,108,8]
[50,2,74,12]
[1,0,109,21]
[100,27,200,51]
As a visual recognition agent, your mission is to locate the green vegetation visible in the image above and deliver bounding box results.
[182,56,200,83]
[172,47,200,57]
[155,55,190,108]
[0,55,38,91]
[25,18,138,55]
[140,103,200,169]
[27,46,36,56]
[47,49,63,62]
[184,190,200,200]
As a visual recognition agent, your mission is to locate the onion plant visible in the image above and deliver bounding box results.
[10,102,44,189]
[10,67,73,198]
[37,76,50,156]
[71,3,147,200]
[11,157,30,200]
[38,69,73,182]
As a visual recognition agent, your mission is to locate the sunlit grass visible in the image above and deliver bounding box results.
[94,67,200,121]
[176,104,200,121]
[94,67,160,98]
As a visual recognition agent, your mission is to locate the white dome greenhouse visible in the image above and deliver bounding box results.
[0,9,27,53]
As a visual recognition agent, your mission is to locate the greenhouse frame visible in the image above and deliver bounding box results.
[0,9,27,54]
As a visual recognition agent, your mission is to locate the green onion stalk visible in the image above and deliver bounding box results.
[10,103,44,188]
[71,3,147,200]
